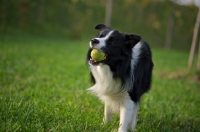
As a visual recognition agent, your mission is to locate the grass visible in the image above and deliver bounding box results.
[0,34,200,132]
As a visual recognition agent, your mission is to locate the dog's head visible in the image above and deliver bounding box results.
[88,24,142,65]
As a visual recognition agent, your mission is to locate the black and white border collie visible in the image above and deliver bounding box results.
[86,24,153,132]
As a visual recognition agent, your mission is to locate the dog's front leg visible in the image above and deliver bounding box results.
[129,102,139,131]
[118,100,135,132]
[103,103,112,122]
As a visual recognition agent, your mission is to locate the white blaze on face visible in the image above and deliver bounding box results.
[90,30,114,49]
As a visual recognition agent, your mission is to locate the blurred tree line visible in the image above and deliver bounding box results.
[0,0,199,50]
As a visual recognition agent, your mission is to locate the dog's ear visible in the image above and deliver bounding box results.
[95,24,111,30]
[124,34,142,46]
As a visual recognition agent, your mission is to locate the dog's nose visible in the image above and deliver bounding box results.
[91,39,99,45]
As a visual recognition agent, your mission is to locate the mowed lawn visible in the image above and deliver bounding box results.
[0,34,199,132]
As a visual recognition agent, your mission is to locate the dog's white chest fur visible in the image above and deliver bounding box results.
[88,64,131,113]
[88,64,121,95]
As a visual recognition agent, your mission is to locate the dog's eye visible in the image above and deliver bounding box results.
[108,37,114,44]
[99,34,104,38]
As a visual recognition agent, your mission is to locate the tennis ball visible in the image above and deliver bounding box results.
[91,49,105,61]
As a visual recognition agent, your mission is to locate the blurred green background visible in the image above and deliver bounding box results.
[0,0,199,50]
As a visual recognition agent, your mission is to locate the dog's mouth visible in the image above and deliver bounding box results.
[89,53,107,65]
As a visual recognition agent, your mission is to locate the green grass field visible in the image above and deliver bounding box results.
[0,34,200,132]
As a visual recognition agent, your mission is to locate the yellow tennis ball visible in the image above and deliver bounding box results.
[91,49,105,61]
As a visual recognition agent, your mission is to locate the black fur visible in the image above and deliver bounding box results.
[128,40,153,102]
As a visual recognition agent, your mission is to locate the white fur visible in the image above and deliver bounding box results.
[88,41,142,132]
[90,31,114,49]
[126,42,142,90]
[131,42,142,68]
[119,101,139,132]
[88,64,122,98]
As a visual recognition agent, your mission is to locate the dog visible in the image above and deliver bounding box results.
[86,24,153,132]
